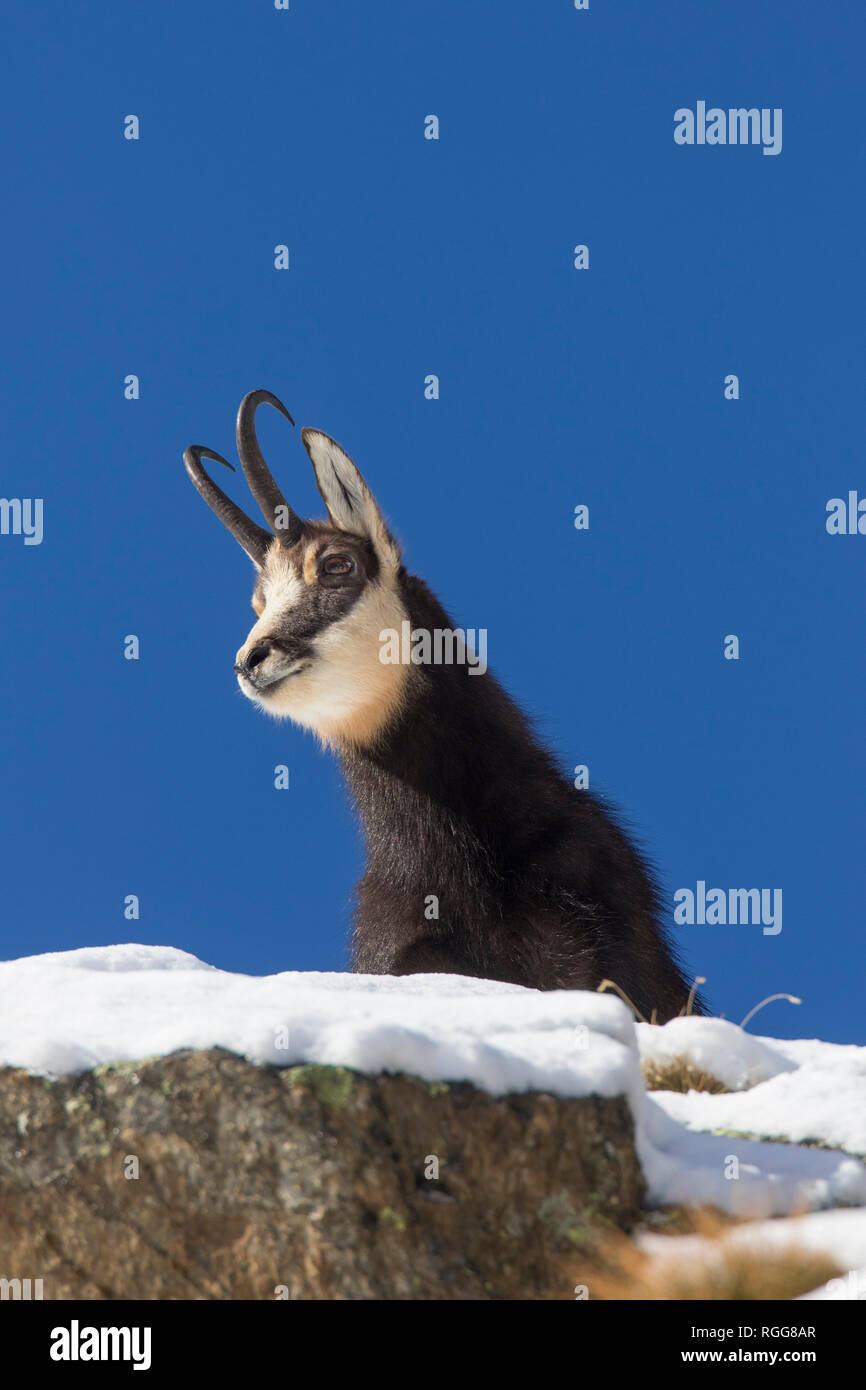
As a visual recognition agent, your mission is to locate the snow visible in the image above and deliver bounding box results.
[637,1016,798,1091]
[639,1103,866,1218]
[1,944,865,1250]
[802,1266,866,1300]
[0,943,640,1103]
[638,1016,866,1156]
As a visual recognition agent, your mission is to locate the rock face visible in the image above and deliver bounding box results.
[0,1048,643,1300]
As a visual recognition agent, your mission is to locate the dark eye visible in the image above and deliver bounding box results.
[321,555,355,577]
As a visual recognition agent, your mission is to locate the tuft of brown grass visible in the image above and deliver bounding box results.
[642,1055,731,1095]
[578,1210,841,1301]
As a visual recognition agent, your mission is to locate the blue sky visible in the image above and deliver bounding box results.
[1,1,863,1042]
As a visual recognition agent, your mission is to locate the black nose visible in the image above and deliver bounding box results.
[236,642,271,676]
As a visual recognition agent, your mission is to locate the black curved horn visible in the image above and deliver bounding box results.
[183,445,273,566]
[236,389,306,545]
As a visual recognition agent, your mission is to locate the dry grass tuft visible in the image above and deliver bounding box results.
[642,1055,731,1094]
[579,1210,840,1301]
[596,974,706,1026]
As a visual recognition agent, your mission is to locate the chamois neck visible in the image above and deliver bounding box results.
[338,660,568,867]
[336,570,571,871]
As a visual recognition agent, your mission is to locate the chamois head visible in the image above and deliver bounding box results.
[185,390,410,746]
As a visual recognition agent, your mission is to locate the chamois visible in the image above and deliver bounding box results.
[185,389,699,1022]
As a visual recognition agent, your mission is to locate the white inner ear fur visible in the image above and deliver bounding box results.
[301,428,401,571]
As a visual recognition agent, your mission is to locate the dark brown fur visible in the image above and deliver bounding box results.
[342,571,700,1022]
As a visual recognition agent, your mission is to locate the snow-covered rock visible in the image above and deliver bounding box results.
[1,943,864,1219]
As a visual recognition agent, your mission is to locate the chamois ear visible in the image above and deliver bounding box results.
[300,428,401,569]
